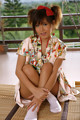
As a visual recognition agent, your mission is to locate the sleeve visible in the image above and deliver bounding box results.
[17,38,29,56]
[57,40,67,60]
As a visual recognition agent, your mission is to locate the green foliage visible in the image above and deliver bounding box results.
[63,2,80,38]
[1,1,80,48]
[6,30,33,48]
[3,0,27,27]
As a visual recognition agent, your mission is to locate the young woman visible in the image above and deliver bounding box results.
[15,5,79,120]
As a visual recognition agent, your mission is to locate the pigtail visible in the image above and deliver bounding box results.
[51,5,62,29]
[28,9,37,25]
[28,9,38,37]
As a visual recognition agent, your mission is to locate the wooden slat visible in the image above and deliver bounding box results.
[0,40,22,44]
[0,27,33,31]
[62,25,80,29]
[62,38,80,42]
[5,104,19,120]
[75,81,80,87]
[61,100,69,120]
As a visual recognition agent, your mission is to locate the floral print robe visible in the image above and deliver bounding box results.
[15,34,79,107]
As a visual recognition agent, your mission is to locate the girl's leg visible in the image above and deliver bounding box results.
[20,64,40,120]
[51,80,59,96]
[39,62,53,87]
[21,63,59,99]
[39,62,59,96]
[20,63,60,120]
[39,63,61,113]
[20,64,40,99]
[22,64,40,86]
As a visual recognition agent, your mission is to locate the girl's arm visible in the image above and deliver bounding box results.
[16,55,48,99]
[44,58,63,91]
[16,55,36,94]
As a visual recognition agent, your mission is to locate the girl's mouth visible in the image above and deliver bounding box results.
[40,32,46,36]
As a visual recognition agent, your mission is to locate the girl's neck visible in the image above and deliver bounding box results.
[40,36,51,43]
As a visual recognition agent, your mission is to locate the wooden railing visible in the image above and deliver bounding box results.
[59,13,80,42]
[0,13,80,45]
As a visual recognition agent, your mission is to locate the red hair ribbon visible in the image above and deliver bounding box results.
[37,5,54,16]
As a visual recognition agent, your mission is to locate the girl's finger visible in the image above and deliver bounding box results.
[40,95,48,101]
[37,103,41,112]
[27,101,34,109]
[27,102,35,111]
[41,94,49,99]
[42,88,49,93]
[32,104,38,112]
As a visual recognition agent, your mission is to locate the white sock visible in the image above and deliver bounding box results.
[24,105,37,120]
[47,92,61,113]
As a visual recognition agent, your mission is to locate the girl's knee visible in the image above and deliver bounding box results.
[42,62,53,71]
[22,64,32,73]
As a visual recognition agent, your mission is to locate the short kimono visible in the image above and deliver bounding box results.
[15,34,79,107]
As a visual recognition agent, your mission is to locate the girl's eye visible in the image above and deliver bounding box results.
[43,23,47,26]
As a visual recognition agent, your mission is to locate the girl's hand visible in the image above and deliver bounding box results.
[29,87,49,101]
[27,97,42,112]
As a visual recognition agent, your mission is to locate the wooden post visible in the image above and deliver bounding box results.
[59,22,63,41]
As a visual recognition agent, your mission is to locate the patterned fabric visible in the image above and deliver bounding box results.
[15,34,79,107]
[17,34,66,73]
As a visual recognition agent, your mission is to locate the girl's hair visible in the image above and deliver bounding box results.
[28,5,62,36]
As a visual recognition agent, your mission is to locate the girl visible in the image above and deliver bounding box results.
[15,5,79,120]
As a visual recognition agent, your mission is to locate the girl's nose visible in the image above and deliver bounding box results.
[40,25,44,31]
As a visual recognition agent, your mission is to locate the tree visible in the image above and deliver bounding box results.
[3,0,27,27]
[62,1,80,38]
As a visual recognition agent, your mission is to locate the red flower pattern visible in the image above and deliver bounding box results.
[58,45,61,50]
[23,48,25,52]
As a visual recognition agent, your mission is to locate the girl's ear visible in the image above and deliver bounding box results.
[51,20,56,31]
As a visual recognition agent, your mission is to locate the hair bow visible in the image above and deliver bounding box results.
[37,5,54,16]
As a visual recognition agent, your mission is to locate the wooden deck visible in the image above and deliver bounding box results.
[0,84,80,120]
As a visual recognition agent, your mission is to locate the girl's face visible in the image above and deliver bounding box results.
[35,19,51,40]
